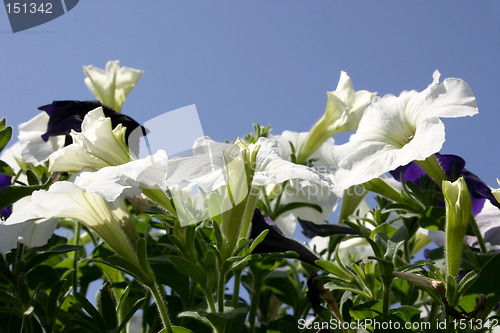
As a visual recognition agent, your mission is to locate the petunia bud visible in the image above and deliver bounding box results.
[443,177,472,279]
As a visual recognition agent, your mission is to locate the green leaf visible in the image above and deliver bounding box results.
[0,185,43,211]
[0,126,12,153]
[212,220,223,252]
[16,272,31,309]
[117,297,146,332]
[152,263,190,305]
[171,326,194,333]
[169,256,207,287]
[391,305,421,322]
[0,160,14,176]
[460,253,500,317]
[74,292,106,330]
[345,220,384,258]
[349,300,383,321]
[456,270,478,299]
[316,260,354,281]
[27,265,60,290]
[0,290,22,307]
[24,244,83,271]
[178,311,214,331]
[204,247,218,273]
[370,222,397,240]
[136,237,151,275]
[233,238,253,257]
[0,253,14,283]
[168,235,187,254]
[105,255,146,283]
[419,206,446,230]
[180,307,248,333]
[273,201,322,220]
[47,279,70,320]
[96,283,118,330]
[26,169,39,186]
[248,229,269,254]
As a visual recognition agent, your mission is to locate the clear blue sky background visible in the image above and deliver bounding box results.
[1,1,500,187]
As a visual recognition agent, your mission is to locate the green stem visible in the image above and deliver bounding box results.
[382,280,392,315]
[217,268,226,313]
[148,282,174,333]
[237,187,260,243]
[248,267,265,333]
[232,270,242,308]
[469,215,487,253]
[73,221,81,294]
[445,276,458,308]
[248,278,262,333]
[403,236,411,263]
[205,288,216,312]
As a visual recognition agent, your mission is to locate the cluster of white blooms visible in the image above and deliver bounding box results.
[1,60,488,263]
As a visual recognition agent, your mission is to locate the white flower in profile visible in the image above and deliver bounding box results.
[269,130,338,235]
[73,149,168,202]
[49,107,135,172]
[333,71,478,190]
[271,130,337,167]
[83,60,143,113]
[166,136,339,235]
[6,112,65,166]
[251,137,335,190]
[0,182,141,269]
[297,71,376,163]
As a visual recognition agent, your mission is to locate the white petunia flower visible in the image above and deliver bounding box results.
[0,182,141,270]
[83,60,143,113]
[8,112,65,166]
[269,130,338,235]
[49,107,135,172]
[297,71,376,163]
[72,149,168,202]
[166,136,339,235]
[333,71,477,190]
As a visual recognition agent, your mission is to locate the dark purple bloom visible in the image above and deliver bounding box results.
[306,272,322,311]
[390,154,500,215]
[251,209,320,267]
[298,218,359,239]
[38,100,143,145]
[0,174,12,219]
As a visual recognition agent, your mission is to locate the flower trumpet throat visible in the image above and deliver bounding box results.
[443,177,472,280]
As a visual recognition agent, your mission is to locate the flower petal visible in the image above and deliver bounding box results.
[334,72,477,189]
[84,60,144,112]
[49,107,135,172]
[39,100,142,143]
[17,112,65,165]
[74,150,168,202]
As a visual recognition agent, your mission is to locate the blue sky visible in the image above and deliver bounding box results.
[1,1,500,187]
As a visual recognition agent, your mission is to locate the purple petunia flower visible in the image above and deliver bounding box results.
[0,174,12,219]
[390,154,500,215]
[250,209,320,267]
[297,217,359,239]
[39,100,144,145]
